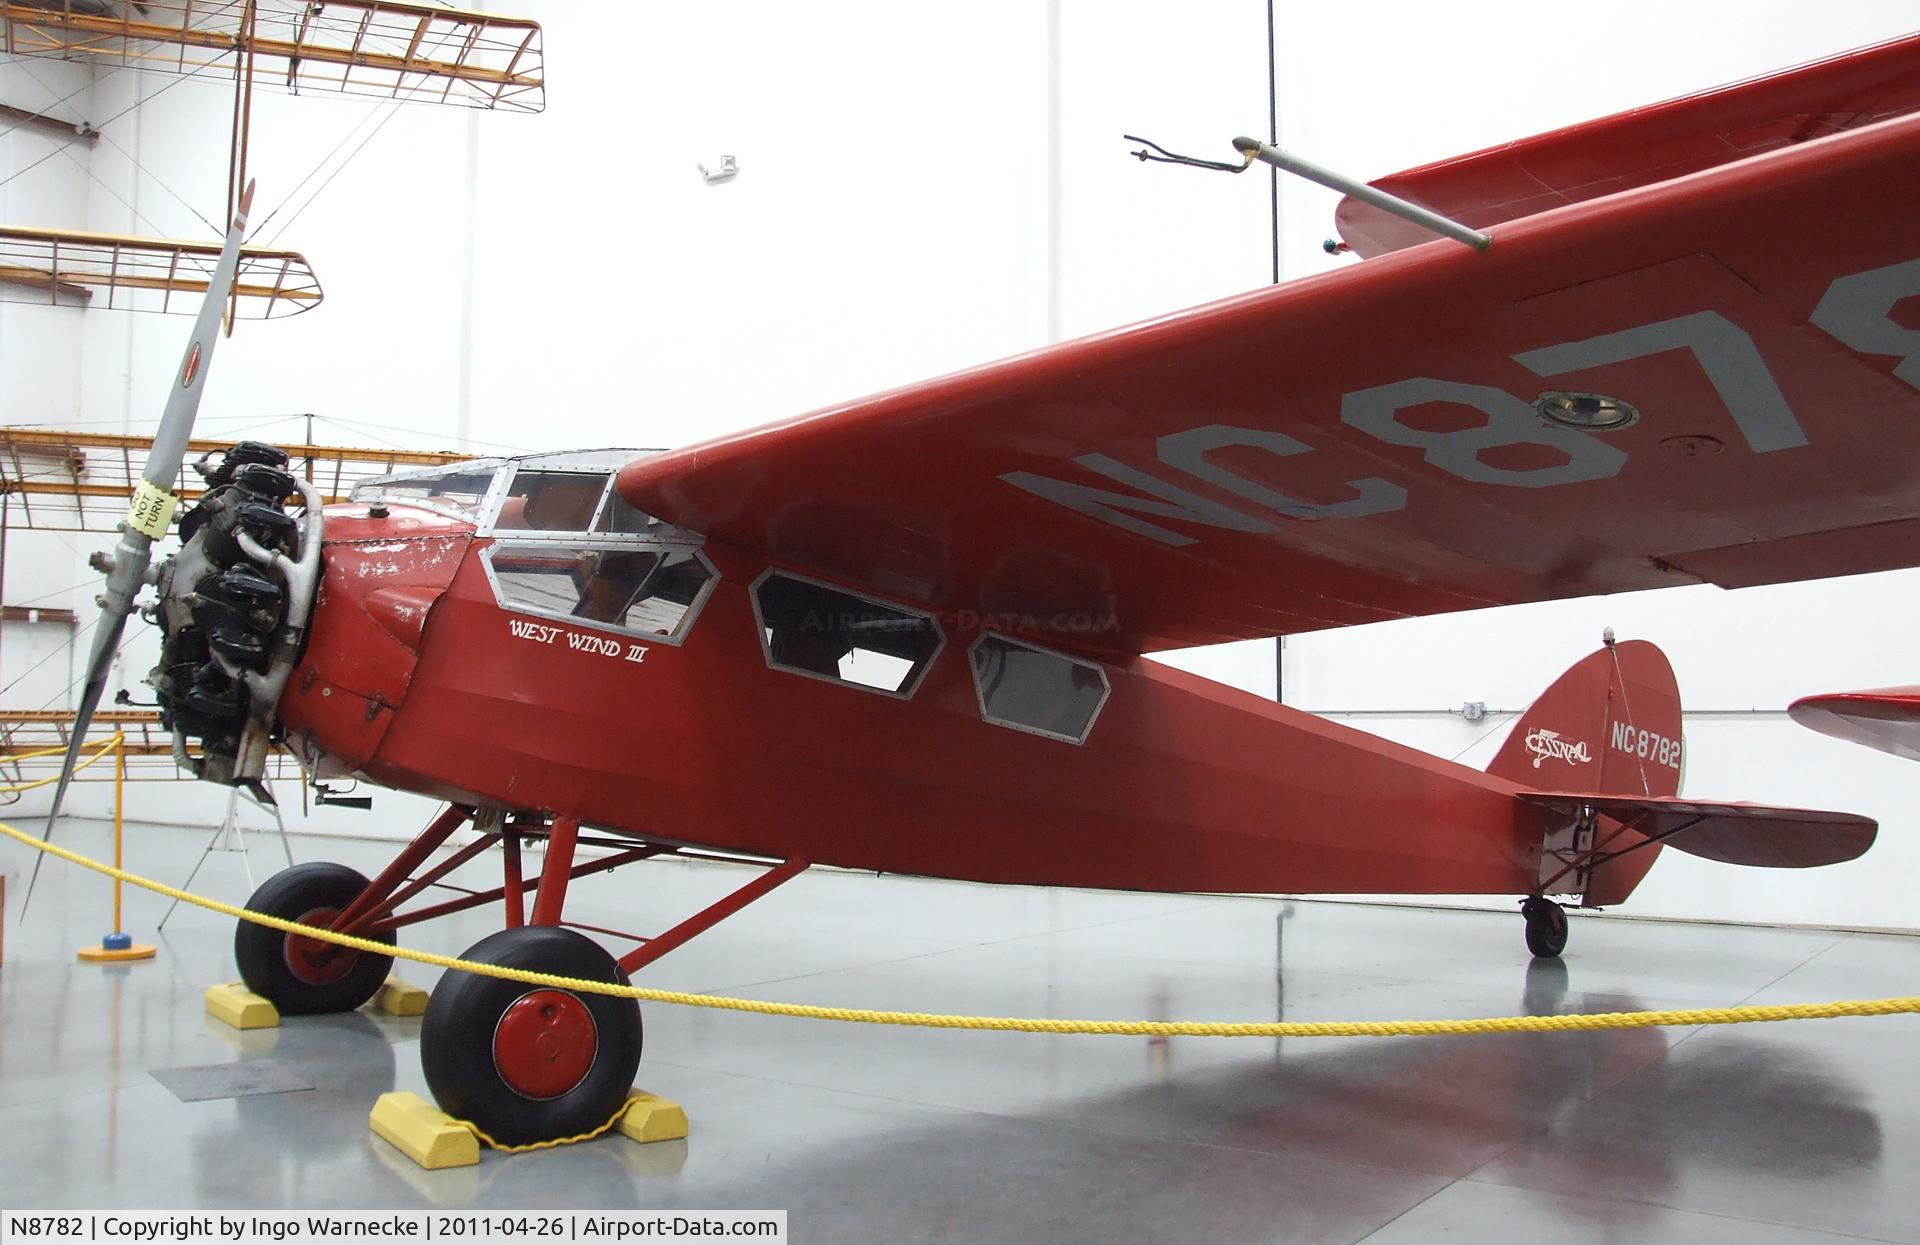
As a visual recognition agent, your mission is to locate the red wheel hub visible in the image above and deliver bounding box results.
[284,907,356,986]
[493,989,598,1100]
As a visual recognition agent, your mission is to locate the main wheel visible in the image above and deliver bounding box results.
[236,862,395,1015]
[1522,896,1569,959]
[421,926,643,1148]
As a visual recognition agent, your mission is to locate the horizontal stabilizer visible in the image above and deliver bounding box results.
[1518,793,1876,869]
[1789,687,1920,763]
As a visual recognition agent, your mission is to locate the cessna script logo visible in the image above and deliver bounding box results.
[1522,722,1683,770]
[1524,728,1592,769]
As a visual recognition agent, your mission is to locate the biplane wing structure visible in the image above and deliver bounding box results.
[1789,687,1920,763]
[0,709,298,780]
[617,31,1920,658]
[0,428,464,530]
[0,225,320,316]
[0,1,543,111]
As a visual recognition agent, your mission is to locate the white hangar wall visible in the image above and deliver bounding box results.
[2,2,1917,928]
[1255,0,1920,931]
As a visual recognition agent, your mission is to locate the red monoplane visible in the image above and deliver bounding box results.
[35,32,1920,1143]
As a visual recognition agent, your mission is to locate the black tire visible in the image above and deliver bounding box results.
[1522,896,1569,959]
[421,926,643,1147]
[235,862,395,1015]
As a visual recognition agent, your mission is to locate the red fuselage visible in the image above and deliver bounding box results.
[278,503,1552,897]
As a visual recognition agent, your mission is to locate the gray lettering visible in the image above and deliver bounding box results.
[1155,424,1406,520]
[1514,310,1806,453]
[1000,453,1272,546]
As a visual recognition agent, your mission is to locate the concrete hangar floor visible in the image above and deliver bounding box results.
[2,820,1917,1243]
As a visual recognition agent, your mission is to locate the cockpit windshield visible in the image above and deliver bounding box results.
[354,448,716,645]
[492,468,655,535]
[350,463,503,520]
[350,449,661,530]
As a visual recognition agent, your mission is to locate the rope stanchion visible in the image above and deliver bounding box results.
[2,813,1917,1039]
[73,734,156,962]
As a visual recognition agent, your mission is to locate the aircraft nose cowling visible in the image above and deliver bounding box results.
[275,512,472,777]
[363,585,443,652]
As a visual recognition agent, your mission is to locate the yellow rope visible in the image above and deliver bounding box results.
[0,736,119,794]
[457,1100,635,1154]
[4,813,1919,1038]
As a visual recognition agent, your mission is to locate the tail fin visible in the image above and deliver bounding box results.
[1487,637,1684,796]
[1489,637,1685,904]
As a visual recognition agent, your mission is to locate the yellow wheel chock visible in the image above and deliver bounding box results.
[205,982,279,1030]
[376,976,429,1017]
[370,1090,687,1169]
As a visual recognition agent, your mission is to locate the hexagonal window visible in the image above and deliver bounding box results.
[970,633,1109,744]
[753,571,943,697]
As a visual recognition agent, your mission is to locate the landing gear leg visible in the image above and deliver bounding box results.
[1522,895,1568,959]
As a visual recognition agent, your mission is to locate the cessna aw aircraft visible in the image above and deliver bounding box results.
[29,32,1920,1144]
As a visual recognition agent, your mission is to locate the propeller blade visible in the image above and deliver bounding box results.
[23,182,258,917]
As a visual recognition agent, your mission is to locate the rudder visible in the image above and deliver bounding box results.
[1488,637,1685,904]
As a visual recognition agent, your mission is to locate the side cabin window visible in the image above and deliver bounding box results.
[487,545,714,642]
[753,571,943,697]
[970,633,1110,744]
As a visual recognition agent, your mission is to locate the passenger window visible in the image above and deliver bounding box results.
[488,544,714,641]
[495,470,610,532]
[754,571,942,696]
[971,634,1110,744]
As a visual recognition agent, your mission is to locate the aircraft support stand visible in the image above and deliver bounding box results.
[160,781,294,930]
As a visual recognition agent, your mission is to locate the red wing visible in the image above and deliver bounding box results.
[1338,32,1920,257]
[1518,793,1877,869]
[1790,687,1920,763]
[620,38,1920,658]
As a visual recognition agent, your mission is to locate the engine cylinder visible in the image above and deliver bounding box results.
[149,442,308,777]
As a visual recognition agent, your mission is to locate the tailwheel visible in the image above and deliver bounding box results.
[1522,896,1569,959]
[421,926,643,1148]
[236,862,395,1014]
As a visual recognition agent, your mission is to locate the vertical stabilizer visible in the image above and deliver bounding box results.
[1488,638,1684,904]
